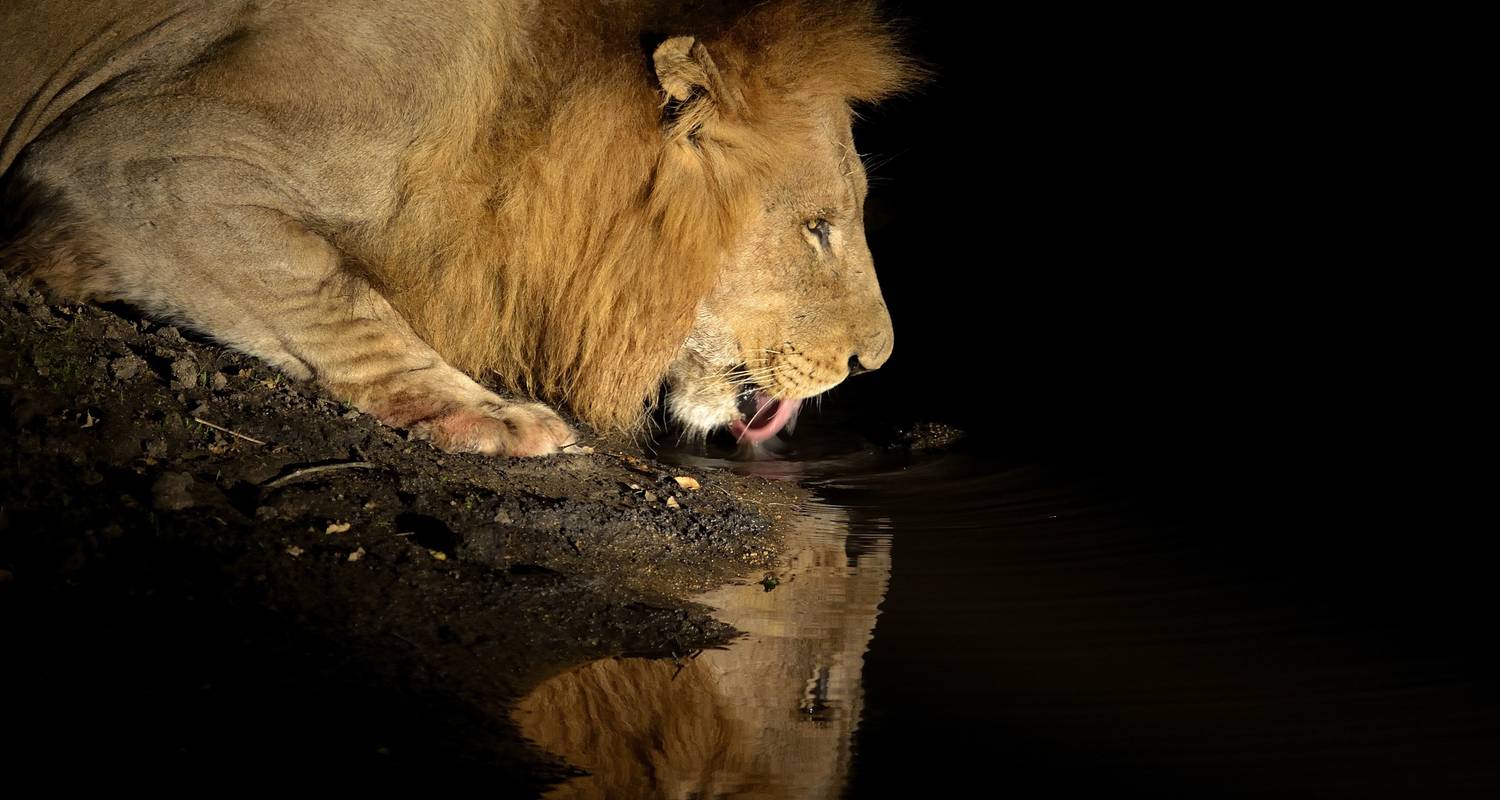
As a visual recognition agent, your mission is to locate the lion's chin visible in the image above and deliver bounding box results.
[728,390,802,444]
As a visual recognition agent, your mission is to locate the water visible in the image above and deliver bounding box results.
[515,429,899,798]
[515,420,1500,797]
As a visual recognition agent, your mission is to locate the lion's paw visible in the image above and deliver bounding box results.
[423,401,576,457]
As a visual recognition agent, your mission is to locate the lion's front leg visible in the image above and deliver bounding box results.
[334,362,575,458]
[251,226,577,457]
[23,196,575,457]
[277,282,577,456]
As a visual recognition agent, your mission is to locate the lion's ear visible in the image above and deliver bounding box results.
[652,37,742,142]
[652,36,722,102]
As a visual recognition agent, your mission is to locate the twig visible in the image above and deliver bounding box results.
[262,461,376,490]
[192,417,267,446]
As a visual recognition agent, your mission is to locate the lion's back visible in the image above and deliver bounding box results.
[1,2,248,175]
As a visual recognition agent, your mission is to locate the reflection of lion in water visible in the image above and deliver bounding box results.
[1,0,914,455]
[518,504,891,798]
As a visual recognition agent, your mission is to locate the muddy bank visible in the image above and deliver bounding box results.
[0,274,799,785]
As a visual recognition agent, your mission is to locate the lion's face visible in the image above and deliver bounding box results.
[666,105,893,442]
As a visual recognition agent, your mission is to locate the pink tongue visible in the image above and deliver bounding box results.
[728,394,802,444]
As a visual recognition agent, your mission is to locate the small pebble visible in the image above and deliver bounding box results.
[109,357,140,381]
[170,357,198,385]
[151,472,199,511]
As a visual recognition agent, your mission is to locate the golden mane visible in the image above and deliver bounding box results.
[358,0,918,431]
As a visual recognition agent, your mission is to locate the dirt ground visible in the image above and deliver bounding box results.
[0,273,801,787]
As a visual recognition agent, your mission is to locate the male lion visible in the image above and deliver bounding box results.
[0,1,913,456]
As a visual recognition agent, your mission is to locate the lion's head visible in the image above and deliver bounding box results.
[650,12,908,443]
[664,96,893,443]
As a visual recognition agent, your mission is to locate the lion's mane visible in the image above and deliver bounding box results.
[362,1,917,430]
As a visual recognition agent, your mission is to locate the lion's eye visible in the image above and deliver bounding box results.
[805,218,831,252]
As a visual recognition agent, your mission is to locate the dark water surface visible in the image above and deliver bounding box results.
[517,417,1500,797]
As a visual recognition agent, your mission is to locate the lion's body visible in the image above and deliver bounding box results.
[1,0,911,453]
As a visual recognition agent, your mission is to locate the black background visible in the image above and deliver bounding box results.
[829,4,1495,794]
[844,4,1480,592]
[850,4,1349,464]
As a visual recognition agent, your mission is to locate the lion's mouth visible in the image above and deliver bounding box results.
[728,387,801,444]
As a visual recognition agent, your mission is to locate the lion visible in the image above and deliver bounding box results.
[0,0,914,456]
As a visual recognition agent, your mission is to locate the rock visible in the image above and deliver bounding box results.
[109,356,141,381]
[170,357,198,386]
[672,476,701,491]
[151,471,228,513]
[211,372,229,391]
[891,421,966,451]
[152,472,201,511]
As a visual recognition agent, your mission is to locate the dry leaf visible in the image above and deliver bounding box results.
[325,521,352,535]
[672,476,700,491]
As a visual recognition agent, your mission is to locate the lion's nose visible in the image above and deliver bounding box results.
[848,353,880,376]
[847,297,894,376]
[850,323,893,374]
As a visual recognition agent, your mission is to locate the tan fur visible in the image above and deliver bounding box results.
[0,1,915,454]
